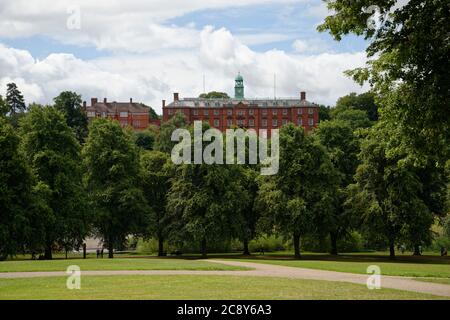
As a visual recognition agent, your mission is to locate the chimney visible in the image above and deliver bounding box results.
[82,101,86,109]
[103,98,107,103]
[300,91,306,101]
[130,98,133,103]
[91,98,98,106]
[173,92,179,101]
[162,100,166,108]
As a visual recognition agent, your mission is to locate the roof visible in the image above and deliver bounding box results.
[87,101,150,114]
[166,98,318,108]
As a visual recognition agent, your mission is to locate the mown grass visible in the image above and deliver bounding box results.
[0,275,446,300]
[414,278,450,285]
[229,256,450,278]
[0,258,247,272]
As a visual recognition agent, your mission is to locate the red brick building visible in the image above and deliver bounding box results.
[84,98,158,130]
[162,74,319,135]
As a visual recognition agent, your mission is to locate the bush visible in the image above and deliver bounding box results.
[136,238,176,254]
[426,236,450,252]
[248,235,285,252]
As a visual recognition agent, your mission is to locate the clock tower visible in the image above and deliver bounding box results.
[234,72,244,99]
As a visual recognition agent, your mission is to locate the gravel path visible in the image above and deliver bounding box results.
[1,259,449,298]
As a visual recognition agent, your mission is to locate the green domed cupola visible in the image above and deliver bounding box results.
[234,72,244,99]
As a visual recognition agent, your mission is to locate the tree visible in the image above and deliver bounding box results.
[140,151,173,256]
[155,111,187,153]
[237,167,260,255]
[314,119,360,254]
[134,127,158,150]
[334,92,378,121]
[257,124,338,259]
[83,119,148,258]
[166,123,245,258]
[149,107,159,120]
[0,95,8,116]
[348,122,445,259]
[333,109,372,130]
[53,91,89,143]
[0,118,34,259]
[199,91,230,99]
[5,83,26,116]
[20,105,87,259]
[318,0,449,164]
[318,105,332,122]
[167,163,245,258]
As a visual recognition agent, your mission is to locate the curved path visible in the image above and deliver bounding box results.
[1,259,449,298]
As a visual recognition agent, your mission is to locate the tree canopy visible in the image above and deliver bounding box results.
[53,91,89,143]
[199,91,230,99]
[20,105,88,259]
[318,0,450,164]
[82,119,149,258]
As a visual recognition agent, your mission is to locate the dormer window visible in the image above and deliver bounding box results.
[120,112,128,118]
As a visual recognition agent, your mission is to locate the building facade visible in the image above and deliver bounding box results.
[162,74,319,135]
[84,98,158,130]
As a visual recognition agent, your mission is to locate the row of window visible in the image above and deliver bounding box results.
[200,118,314,128]
[194,101,306,107]
[87,111,130,118]
[168,108,315,116]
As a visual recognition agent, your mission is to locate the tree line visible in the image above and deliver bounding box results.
[0,82,448,260]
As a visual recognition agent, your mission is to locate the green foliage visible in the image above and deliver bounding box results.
[5,83,26,115]
[0,118,36,259]
[348,121,446,258]
[314,119,361,253]
[166,124,248,257]
[332,109,372,130]
[0,95,8,116]
[318,105,332,122]
[334,92,378,121]
[136,238,177,254]
[199,91,230,99]
[248,235,285,252]
[257,124,339,258]
[53,91,88,143]
[155,112,187,153]
[319,0,450,164]
[134,127,158,150]
[82,119,149,258]
[148,107,159,120]
[140,150,173,255]
[20,105,88,259]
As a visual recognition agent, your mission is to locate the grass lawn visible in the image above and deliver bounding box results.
[414,278,450,285]
[0,275,446,300]
[228,256,450,278]
[0,258,248,272]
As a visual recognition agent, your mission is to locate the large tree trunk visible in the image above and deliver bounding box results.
[413,244,421,256]
[44,243,52,260]
[83,243,87,259]
[108,238,114,259]
[158,237,164,257]
[65,248,68,259]
[243,238,250,256]
[389,239,396,260]
[330,232,338,255]
[201,237,207,259]
[293,233,301,259]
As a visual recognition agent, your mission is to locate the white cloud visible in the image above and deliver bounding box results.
[0,0,308,52]
[0,26,367,111]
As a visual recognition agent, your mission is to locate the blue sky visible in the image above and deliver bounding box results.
[0,0,369,110]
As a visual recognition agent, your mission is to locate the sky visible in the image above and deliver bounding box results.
[0,0,370,113]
